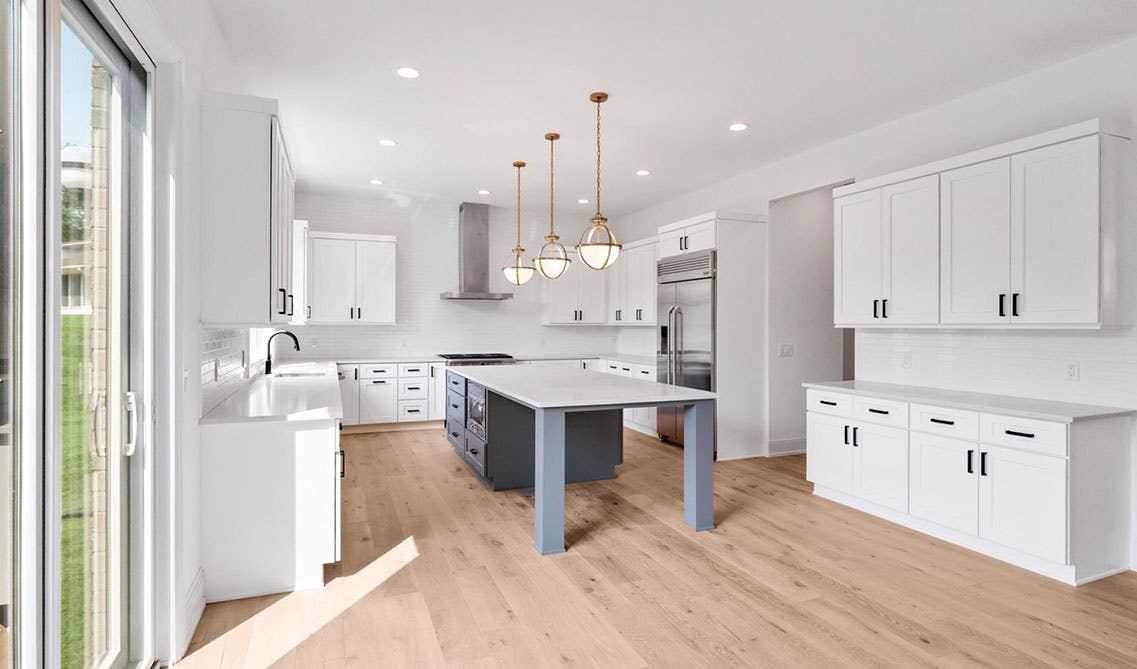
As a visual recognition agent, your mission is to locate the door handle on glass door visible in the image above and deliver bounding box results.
[92,392,106,457]
[124,391,138,456]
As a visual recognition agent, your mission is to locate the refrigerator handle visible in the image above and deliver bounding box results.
[674,306,684,384]
[665,305,679,385]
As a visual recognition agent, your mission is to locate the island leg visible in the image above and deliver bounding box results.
[534,407,566,554]
[683,399,714,531]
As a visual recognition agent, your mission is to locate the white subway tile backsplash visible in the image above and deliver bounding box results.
[200,327,248,414]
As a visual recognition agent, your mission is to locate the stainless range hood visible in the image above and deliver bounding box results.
[440,202,514,300]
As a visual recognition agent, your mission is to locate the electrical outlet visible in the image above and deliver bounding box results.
[213,358,220,382]
[778,343,794,358]
[1065,361,1080,380]
[901,351,912,369]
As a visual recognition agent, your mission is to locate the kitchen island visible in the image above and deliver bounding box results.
[447,365,717,555]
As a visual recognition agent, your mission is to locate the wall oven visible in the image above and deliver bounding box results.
[466,382,487,441]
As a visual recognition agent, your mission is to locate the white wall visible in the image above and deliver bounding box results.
[614,34,1137,565]
[282,188,618,358]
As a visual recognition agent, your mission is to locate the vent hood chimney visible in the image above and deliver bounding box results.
[439,202,514,300]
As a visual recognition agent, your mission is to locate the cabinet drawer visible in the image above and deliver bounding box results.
[603,360,620,374]
[909,403,979,441]
[446,415,463,451]
[398,379,428,400]
[398,400,428,422]
[464,430,487,476]
[806,389,852,417]
[979,413,1067,457]
[446,389,465,422]
[446,371,466,395]
[852,396,908,428]
[633,364,655,381]
[398,363,429,378]
[359,363,397,379]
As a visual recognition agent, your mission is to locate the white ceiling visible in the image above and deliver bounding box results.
[211,0,1137,216]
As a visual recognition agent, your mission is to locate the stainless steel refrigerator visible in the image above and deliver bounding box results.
[656,250,715,450]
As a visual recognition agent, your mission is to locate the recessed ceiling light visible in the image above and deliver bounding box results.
[578,198,589,204]
[635,169,650,176]
[477,189,490,195]
[396,67,420,79]
[379,138,397,147]
[729,122,749,132]
[369,178,383,186]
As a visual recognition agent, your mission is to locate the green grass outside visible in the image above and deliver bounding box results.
[61,313,88,669]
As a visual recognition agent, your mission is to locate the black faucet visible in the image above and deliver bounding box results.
[265,330,300,375]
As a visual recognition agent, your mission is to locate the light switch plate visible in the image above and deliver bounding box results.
[1065,361,1079,380]
[778,343,794,358]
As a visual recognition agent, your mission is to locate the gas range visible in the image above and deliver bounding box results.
[438,353,515,366]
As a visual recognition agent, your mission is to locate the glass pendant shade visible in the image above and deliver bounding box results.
[537,235,571,280]
[577,216,622,270]
[502,248,535,286]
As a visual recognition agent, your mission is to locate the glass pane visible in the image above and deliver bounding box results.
[59,16,122,668]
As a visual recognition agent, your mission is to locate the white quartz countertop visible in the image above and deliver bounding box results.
[451,365,715,409]
[201,362,344,424]
[283,352,657,365]
[803,380,1134,423]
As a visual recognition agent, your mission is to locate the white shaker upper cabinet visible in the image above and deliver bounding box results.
[882,175,940,324]
[308,237,356,323]
[940,157,1012,325]
[833,189,883,325]
[355,239,397,324]
[1010,136,1100,325]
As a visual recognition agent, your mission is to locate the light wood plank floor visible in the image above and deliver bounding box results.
[179,426,1137,668]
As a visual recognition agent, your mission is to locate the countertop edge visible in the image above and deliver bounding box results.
[802,381,1135,423]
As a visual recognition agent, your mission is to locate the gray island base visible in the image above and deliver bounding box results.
[447,366,717,555]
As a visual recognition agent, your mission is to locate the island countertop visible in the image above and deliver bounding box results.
[449,365,716,410]
[201,361,344,424]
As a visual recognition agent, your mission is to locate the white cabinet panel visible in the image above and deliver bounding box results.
[684,221,716,254]
[359,379,397,424]
[979,446,1067,563]
[834,189,883,325]
[428,363,446,420]
[577,266,607,324]
[635,244,658,326]
[909,432,978,534]
[657,228,686,258]
[1010,136,1100,324]
[806,412,852,494]
[607,249,627,324]
[355,240,396,324]
[940,158,1011,324]
[309,237,356,323]
[882,175,939,324]
[852,422,908,512]
[544,266,580,324]
[336,364,360,426]
[546,264,607,324]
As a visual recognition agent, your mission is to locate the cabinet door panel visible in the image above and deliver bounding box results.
[834,189,883,325]
[637,244,658,325]
[545,267,580,323]
[909,433,978,534]
[269,118,288,324]
[883,175,939,324]
[806,412,852,494]
[577,265,608,324]
[428,363,447,420]
[657,228,686,258]
[607,247,627,323]
[684,221,716,253]
[940,158,1011,324]
[359,379,398,424]
[308,238,356,323]
[336,365,360,425]
[355,240,396,324]
[1010,136,1100,324]
[979,446,1066,563]
[852,422,908,512]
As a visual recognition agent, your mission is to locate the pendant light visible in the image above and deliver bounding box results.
[537,132,571,280]
[501,161,535,286]
[577,92,622,270]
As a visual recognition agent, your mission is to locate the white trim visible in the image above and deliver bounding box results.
[768,438,805,456]
[623,421,656,438]
[656,210,764,233]
[833,118,1129,198]
[813,485,1084,585]
[176,567,205,659]
[307,230,396,243]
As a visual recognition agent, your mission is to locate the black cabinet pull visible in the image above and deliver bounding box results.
[349,307,354,319]
[930,418,955,425]
[868,408,889,415]
[844,425,849,445]
[339,450,345,478]
[408,386,421,391]
[450,431,460,438]
[450,403,459,409]
[1012,292,1020,317]
[372,380,386,384]
[980,451,988,476]
[408,409,420,414]
[306,305,311,319]
[286,294,294,316]
[852,426,859,447]
[1005,429,1035,439]
[881,299,888,318]
[469,448,479,456]
[357,307,362,319]
[998,293,1006,317]
[819,400,837,406]
[353,368,358,380]
[277,288,287,314]
[967,449,974,474]
[873,299,879,319]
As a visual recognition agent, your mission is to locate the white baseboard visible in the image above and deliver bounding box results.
[623,421,658,438]
[177,567,206,660]
[768,438,805,456]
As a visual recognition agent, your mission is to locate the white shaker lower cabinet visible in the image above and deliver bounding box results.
[804,383,1133,585]
[428,363,447,420]
[337,364,360,425]
[359,378,398,424]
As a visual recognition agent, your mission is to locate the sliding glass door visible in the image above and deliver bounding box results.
[56,1,140,666]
